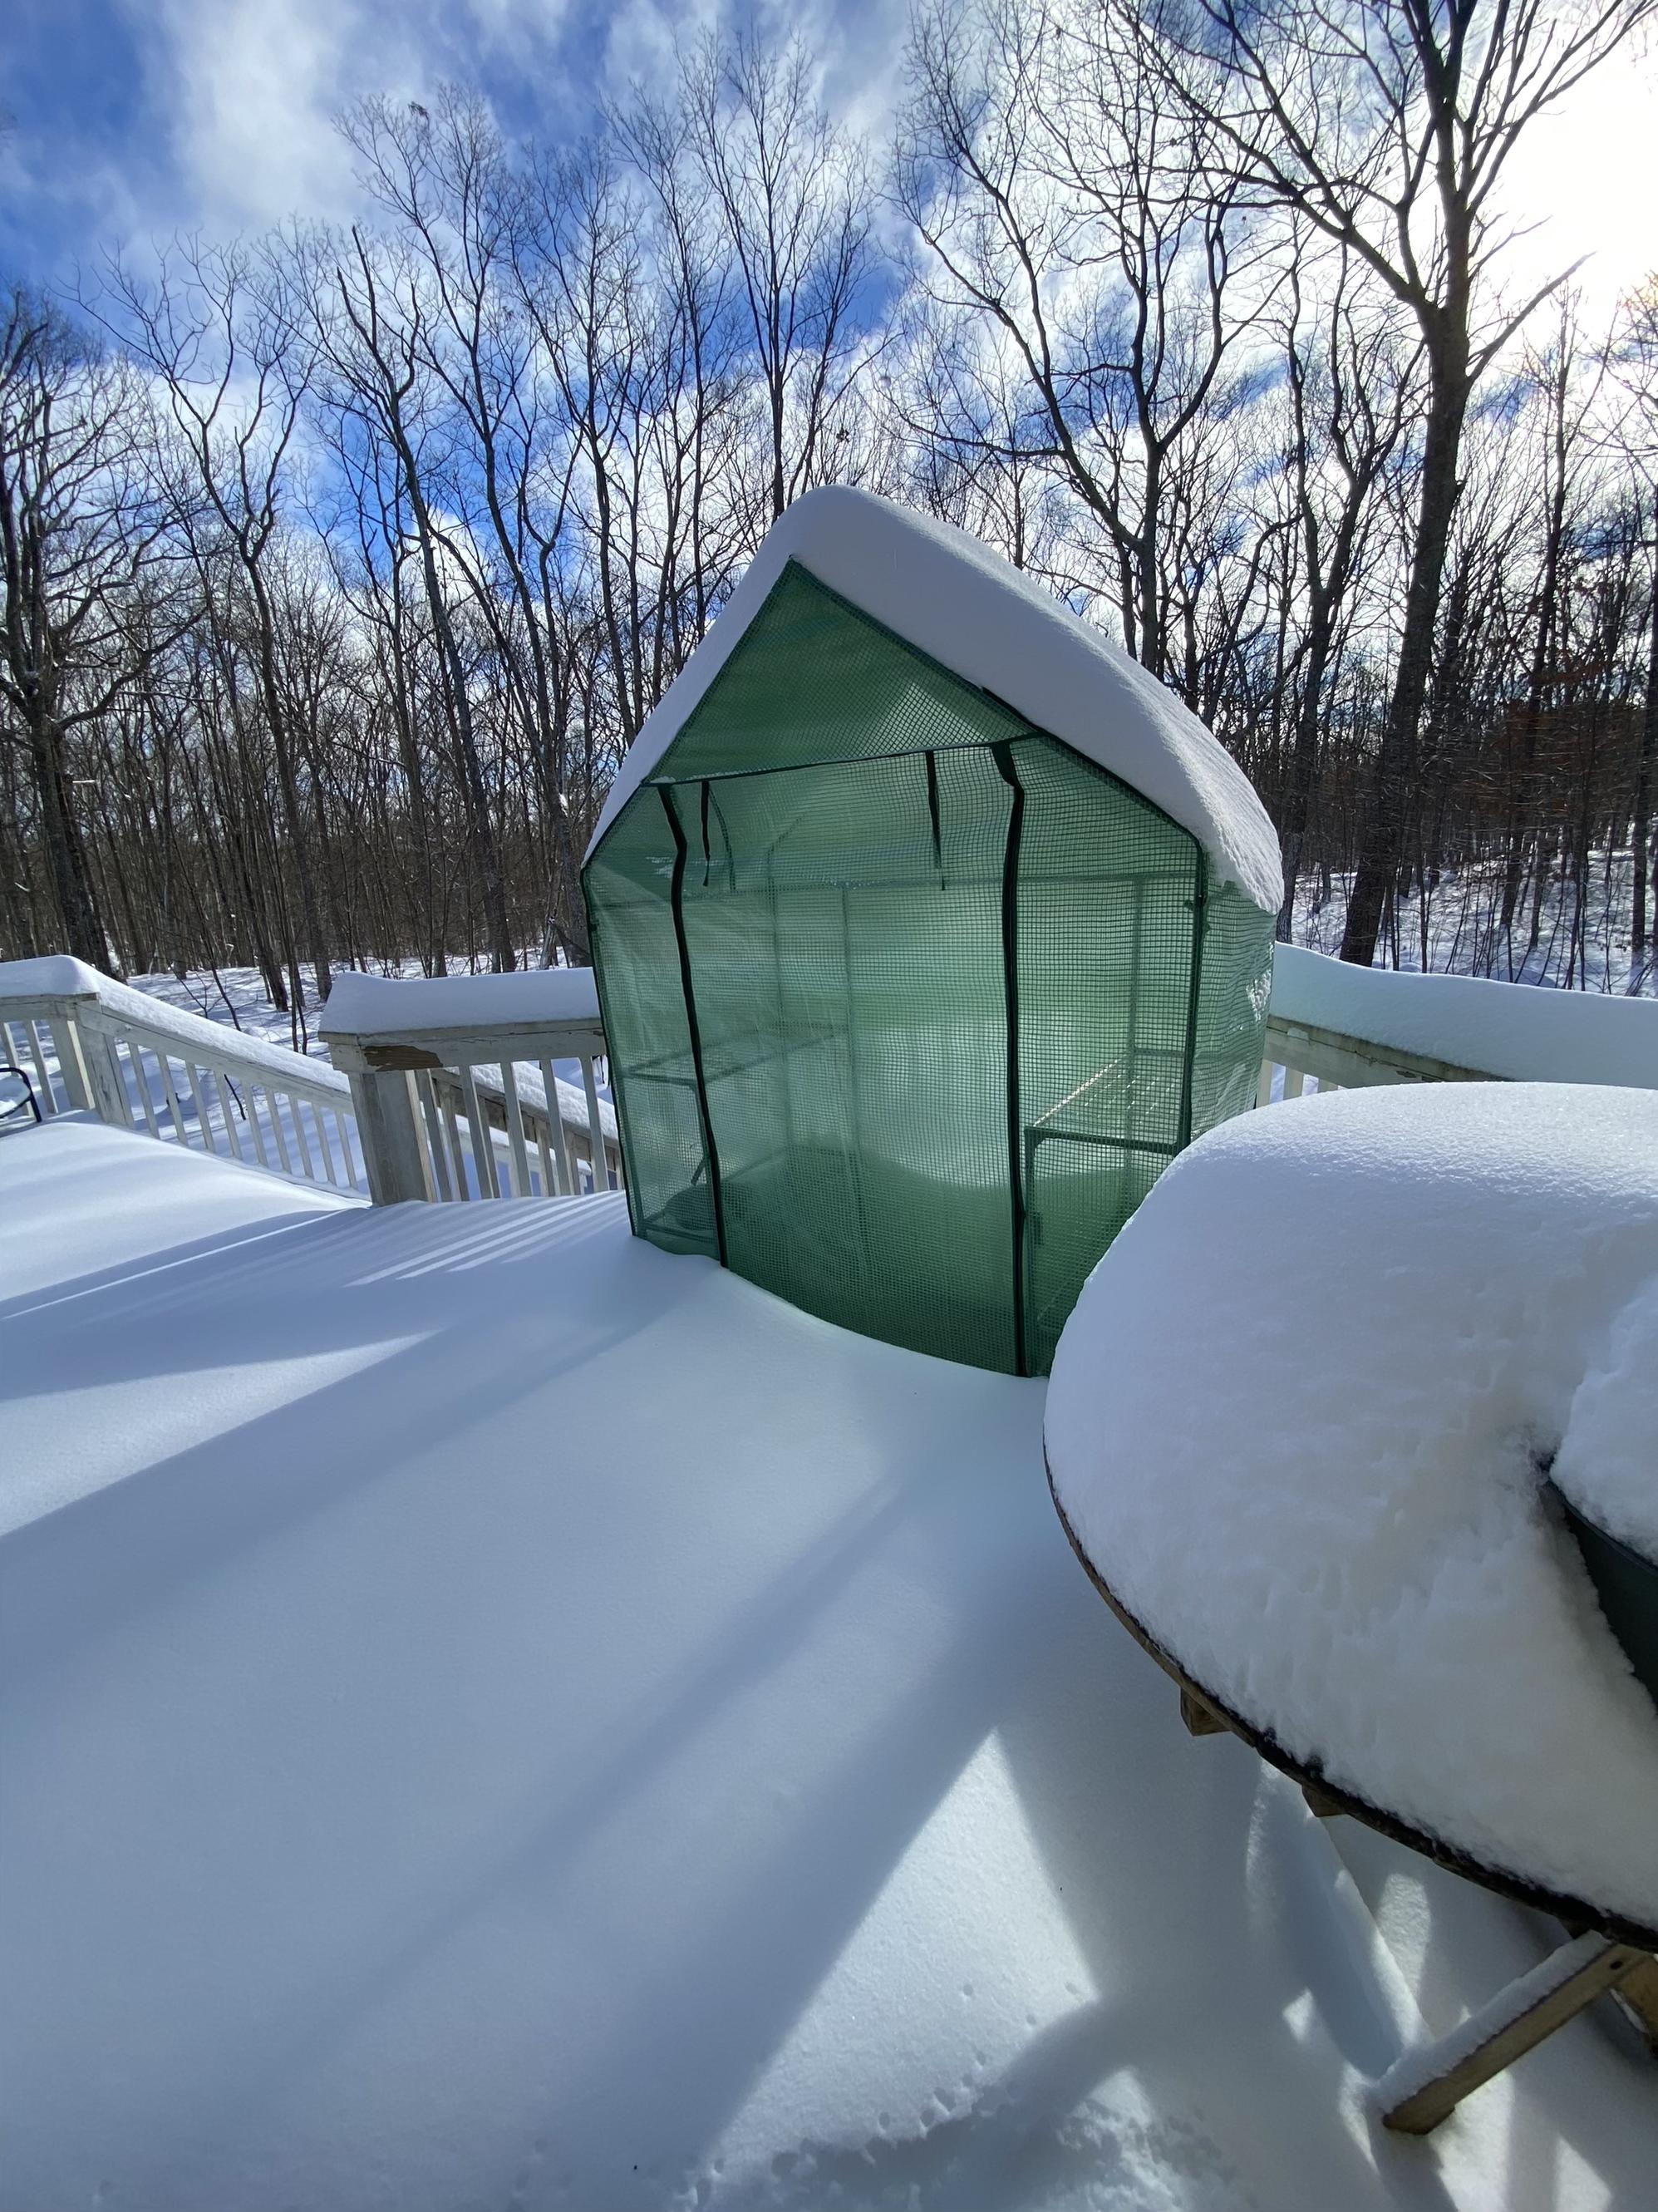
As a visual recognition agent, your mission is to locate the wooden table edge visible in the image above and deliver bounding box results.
[1044,1446,1658,1958]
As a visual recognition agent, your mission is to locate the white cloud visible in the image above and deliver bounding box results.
[107,0,580,244]
[144,0,361,234]
[29,0,1656,328]
[1493,50,1658,317]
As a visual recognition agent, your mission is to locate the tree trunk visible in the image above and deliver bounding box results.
[27,698,108,967]
[1341,362,1469,965]
[1631,502,1658,977]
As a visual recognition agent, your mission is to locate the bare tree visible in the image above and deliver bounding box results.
[898,0,1270,683]
[294,219,519,973]
[101,238,337,1008]
[1607,275,1658,977]
[0,292,178,966]
[1142,0,1656,960]
[685,27,876,522]
[1274,239,1419,932]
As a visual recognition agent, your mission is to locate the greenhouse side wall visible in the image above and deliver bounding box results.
[584,798,718,1258]
[1188,879,1277,1140]
[1010,736,1205,1372]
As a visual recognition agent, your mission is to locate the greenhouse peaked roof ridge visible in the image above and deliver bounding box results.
[585,486,1284,913]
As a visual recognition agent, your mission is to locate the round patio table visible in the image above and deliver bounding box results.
[1039,1082,1658,2131]
[1046,1457,1658,2132]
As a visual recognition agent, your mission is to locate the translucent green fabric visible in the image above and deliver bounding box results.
[586,563,1272,1374]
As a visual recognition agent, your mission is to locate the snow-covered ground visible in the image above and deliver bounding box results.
[3,1115,1656,2211]
[1292,854,1657,997]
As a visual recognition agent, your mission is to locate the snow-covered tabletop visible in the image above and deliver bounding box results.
[1046,1082,1658,1944]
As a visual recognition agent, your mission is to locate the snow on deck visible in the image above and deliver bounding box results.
[2,1120,1653,2212]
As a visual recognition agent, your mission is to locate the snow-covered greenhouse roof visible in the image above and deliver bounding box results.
[587,487,1285,914]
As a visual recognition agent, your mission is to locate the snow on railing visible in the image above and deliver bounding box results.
[317,968,621,1207]
[1260,944,1658,1103]
[0,956,365,1190]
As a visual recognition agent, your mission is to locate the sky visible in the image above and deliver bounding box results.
[0,0,903,280]
[1,0,1656,319]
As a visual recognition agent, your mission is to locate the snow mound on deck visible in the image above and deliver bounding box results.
[1045,1082,1658,1931]
[587,486,1283,914]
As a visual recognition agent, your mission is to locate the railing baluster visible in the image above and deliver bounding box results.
[244,1086,273,1171]
[499,1060,532,1199]
[209,1067,236,1154]
[438,1081,468,1200]
[330,1108,357,1190]
[314,1105,342,1187]
[456,1063,499,1199]
[532,1087,555,1199]
[580,1053,608,1191]
[45,1012,92,1112]
[130,1045,162,1138]
[337,1107,366,1194]
[213,1068,250,1162]
[267,1091,297,1177]
[22,1017,54,1111]
[288,1091,318,1182]
[157,1054,189,1145]
[184,1065,218,1150]
[414,1072,454,1201]
[539,1058,574,1195]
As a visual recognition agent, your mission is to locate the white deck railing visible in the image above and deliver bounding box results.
[1262,943,1657,1100]
[1259,1012,1488,1103]
[0,958,622,1207]
[317,968,621,1208]
[0,957,366,1190]
[7,948,1651,1207]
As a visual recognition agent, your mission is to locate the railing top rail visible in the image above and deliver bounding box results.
[1264,1013,1489,1088]
[78,1003,353,1105]
[1269,944,1658,1090]
[0,957,352,1100]
[322,1020,608,1076]
[320,967,600,1044]
[0,990,97,1023]
[0,954,104,1007]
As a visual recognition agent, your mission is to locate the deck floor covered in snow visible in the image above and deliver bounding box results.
[3,1117,1654,2212]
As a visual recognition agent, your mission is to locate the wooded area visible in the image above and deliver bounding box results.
[4,0,1657,1037]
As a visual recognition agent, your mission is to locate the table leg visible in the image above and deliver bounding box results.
[1380,1934,1651,2135]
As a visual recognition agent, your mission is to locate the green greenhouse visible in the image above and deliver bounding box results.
[583,490,1282,1377]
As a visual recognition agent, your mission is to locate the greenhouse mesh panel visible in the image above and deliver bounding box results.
[1008,737,1203,1371]
[670,745,1019,1370]
[585,563,1268,1374]
[649,559,1033,784]
[1190,878,1277,1139]
[584,793,718,1257]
